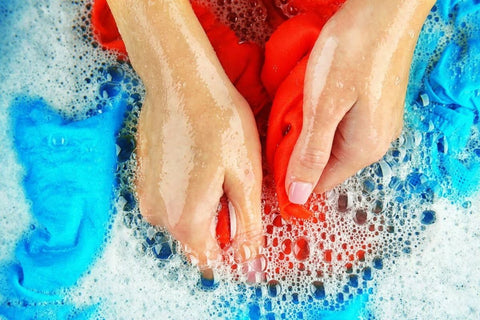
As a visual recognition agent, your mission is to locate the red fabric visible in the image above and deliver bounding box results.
[91,0,127,57]
[264,13,332,221]
[190,3,270,115]
[90,1,359,261]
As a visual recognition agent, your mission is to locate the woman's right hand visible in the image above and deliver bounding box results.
[107,0,264,268]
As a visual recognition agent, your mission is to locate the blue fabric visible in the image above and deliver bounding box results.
[406,0,480,199]
[308,294,369,320]
[0,92,127,319]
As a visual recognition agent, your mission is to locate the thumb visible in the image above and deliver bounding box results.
[285,114,338,204]
[285,36,356,204]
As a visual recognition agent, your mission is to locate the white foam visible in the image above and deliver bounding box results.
[0,1,479,319]
[0,96,31,263]
[70,206,216,319]
[368,198,480,319]
[0,0,117,119]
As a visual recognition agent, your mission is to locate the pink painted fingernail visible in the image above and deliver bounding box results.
[288,182,313,204]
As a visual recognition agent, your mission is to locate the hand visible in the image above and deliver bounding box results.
[107,0,263,267]
[286,0,435,204]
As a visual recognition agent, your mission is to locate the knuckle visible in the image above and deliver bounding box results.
[242,221,263,239]
[296,149,329,171]
[235,215,263,241]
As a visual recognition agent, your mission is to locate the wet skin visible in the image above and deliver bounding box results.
[107,0,263,268]
[287,0,436,204]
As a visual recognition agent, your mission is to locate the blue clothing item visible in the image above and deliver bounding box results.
[406,0,480,199]
[307,294,369,320]
[0,92,127,318]
[232,294,368,320]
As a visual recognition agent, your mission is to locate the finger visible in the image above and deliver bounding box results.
[223,151,263,263]
[285,49,356,204]
[173,190,224,268]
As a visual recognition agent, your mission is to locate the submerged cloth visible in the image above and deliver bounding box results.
[91,0,127,58]
[263,12,340,220]
[90,0,344,225]
[406,0,480,199]
[0,85,128,318]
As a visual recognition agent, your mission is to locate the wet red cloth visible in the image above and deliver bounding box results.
[91,0,127,57]
[90,0,345,247]
[263,13,334,221]
[190,3,270,115]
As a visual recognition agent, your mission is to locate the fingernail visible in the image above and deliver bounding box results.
[228,201,237,239]
[241,243,252,260]
[288,181,313,204]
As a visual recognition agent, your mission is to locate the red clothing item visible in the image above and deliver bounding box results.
[263,13,335,221]
[91,0,127,58]
[191,3,270,115]
[91,1,365,263]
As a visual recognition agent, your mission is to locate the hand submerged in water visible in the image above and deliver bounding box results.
[286,0,436,204]
[107,0,263,267]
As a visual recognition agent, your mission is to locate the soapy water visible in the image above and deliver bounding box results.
[194,0,272,44]
[0,0,479,319]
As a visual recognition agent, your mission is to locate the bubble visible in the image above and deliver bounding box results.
[281,239,292,255]
[152,242,173,260]
[363,179,376,193]
[348,274,359,288]
[267,280,282,297]
[354,210,368,225]
[373,257,383,270]
[337,193,349,212]
[362,267,372,281]
[420,210,436,225]
[293,237,309,261]
[116,135,136,162]
[106,65,125,82]
[462,201,472,209]
[199,270,220,291]
[310,281,326,300]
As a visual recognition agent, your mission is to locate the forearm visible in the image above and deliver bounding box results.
[331,0,435,45]
[374,0,436,42]
[106,0,228,94]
